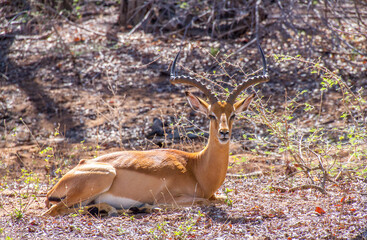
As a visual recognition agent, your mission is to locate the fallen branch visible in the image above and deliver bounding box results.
[272,184,329,195]
[1,30,54,41]
[227,171,264,179]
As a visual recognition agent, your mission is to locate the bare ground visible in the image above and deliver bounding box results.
[1,3,367,240]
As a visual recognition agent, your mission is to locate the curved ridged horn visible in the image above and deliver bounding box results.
[170,51,219,104]
[226,45,269,105]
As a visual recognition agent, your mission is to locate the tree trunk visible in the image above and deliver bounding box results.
[40,0,73,13]
[118,0,148,27]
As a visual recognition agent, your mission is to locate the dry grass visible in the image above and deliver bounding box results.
[1,1,367,239]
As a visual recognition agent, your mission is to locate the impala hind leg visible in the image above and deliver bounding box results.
[42,202,119,217]
[43,161,117,216]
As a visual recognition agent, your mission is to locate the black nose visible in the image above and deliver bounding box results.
[219,129,229,138]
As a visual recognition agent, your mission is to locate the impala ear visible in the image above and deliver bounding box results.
[185,91,209,115]
[234,94,255,113]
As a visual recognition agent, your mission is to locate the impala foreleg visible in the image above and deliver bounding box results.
[75,202,119,217]
[124,196,211,214]
[209,194,227,203]
[160,195,211,208]
[126,203,162,214]
[121,195,213,214]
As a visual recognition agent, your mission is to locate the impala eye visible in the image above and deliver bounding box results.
[209,114,216,120]
[230,114,236,120]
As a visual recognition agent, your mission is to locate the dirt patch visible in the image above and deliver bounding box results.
[1,2,367,239]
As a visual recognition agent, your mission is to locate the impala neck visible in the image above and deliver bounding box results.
[195,125,230,198]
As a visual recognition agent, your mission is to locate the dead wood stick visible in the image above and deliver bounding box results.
[272,184,329,195]
[2,31,54,40]
[127,9,152,36]
[227,171,264,179]
[33,1,107,38]
[275,167,320,185]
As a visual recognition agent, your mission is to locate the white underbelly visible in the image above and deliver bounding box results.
[95,193,143,209]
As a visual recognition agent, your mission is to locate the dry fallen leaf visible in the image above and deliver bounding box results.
[315,206,326,215]
[74,36,85,42]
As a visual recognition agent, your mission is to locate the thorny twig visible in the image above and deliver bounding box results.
[309,149,327,190]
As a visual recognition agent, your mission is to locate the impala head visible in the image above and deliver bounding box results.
[170,45,269,145]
